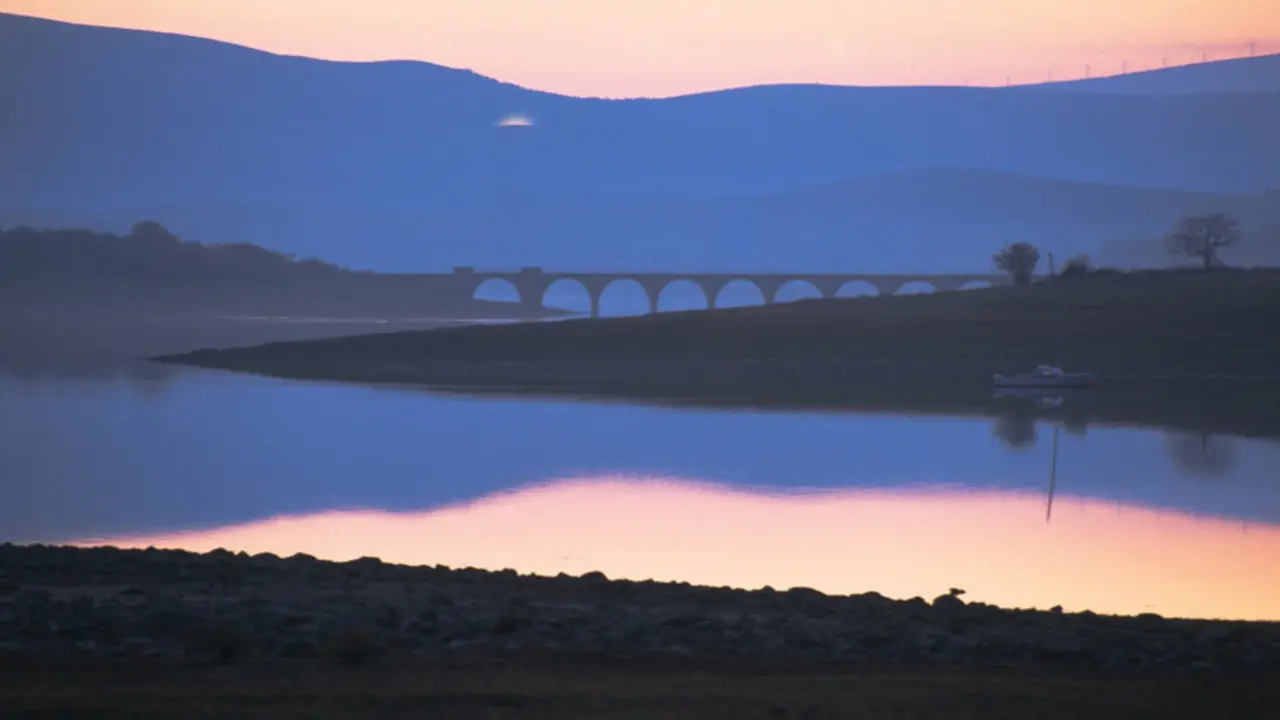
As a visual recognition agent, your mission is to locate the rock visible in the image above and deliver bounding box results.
[185,620,256,664]
[327,629,386,665]
[786,587,827,601]
[1039,630,1084,656]
[14,586,52,605]
[118,637,155,655]
[904,597,931,615]
[932,593,966,613]
[374,605,403,631]
[275,637,322,658]
[492,613,533,635]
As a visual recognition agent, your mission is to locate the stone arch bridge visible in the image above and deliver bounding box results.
[430,267,1010,317]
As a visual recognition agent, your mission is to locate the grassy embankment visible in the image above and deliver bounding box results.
[157,270,1280,435]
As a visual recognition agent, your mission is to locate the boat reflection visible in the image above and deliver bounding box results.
[74,477,1280,621]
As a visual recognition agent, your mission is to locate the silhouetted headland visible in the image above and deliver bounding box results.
[156,268,1280,438]
[0,223,566,324]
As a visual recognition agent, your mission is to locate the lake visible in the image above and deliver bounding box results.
[3,356,1279,622]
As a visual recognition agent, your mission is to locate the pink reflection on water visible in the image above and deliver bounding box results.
[75,477,1280,621]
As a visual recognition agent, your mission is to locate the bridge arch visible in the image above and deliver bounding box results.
[657,279,711,312]
[957,279,993,291]
[541,278,592,315]
[597,278,650,316]
[472,277,522,304]
[714,279,767,308]
[895,281,937,295]
[834,280,880,298]
[773,279,824,304]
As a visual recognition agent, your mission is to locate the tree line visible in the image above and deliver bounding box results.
[993,212,1247,285]
[0,221,345,286]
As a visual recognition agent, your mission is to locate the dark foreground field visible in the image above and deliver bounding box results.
[5,656,1278,719]
[2,545,1279,718]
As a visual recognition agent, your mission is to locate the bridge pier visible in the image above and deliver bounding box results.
[575,277,612,318]
[694,279,730,310]
[810,278,846,300]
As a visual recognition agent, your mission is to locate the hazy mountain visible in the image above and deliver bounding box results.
[7,170,1277,273]
[1025,54,1280,95]
[4,12,1280,207]
[3,12,1279,272]
[0,224,549,320]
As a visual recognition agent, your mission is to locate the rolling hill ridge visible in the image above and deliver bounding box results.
[3,11,1279,271]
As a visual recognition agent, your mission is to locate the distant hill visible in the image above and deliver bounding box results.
[0,222,343,286]
[3,12,1280,272]
[6,171,1278,272]
[0,224,548,319]
[1024,54,1280,95]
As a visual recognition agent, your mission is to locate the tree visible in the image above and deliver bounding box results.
[1165,213,1241,269]
[993,242,1040,286]
[128,220,178,245]
[1060,254,1092,279]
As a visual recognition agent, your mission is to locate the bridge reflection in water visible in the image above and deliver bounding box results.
[73,477,1280,621]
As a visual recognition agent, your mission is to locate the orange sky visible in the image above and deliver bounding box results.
[76,477,1280,621]
[3,0,1278,97]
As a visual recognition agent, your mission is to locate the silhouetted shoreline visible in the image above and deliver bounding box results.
[3,543,1277,670]
[4,544,1279,717]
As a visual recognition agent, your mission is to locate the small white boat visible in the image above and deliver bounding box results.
[993,365,1097,388]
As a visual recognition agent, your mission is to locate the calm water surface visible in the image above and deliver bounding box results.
[3,359,1279,621]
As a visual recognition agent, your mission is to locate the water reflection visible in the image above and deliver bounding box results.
[992,406,1039,449]
[1165,433,1240,479]
[5,363,1280,548]
[75,477,1280,622]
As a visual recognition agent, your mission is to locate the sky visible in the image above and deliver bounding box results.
[2,0,1278,98]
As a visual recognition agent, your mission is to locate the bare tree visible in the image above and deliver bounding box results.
[993,242,1041,286]
[1165,213,1241,269]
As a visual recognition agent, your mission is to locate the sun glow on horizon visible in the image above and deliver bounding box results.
[71,476,1280,622]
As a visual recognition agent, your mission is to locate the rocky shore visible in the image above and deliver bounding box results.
[3,544,1277,673]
